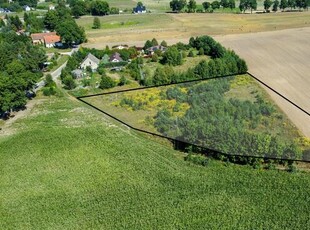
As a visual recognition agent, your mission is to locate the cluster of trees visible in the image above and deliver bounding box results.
[143,38,167,50]
[169,0,236,12]
[68,0,120,18]
[0,0,37,12]
[0,31,46,115]
[153,78,303,160]
[44,3,86,46]
[140,35,247,86]
[265,0,310,11]
[169,0,308,13]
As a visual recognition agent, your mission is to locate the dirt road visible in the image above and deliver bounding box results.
[215,27,310,137]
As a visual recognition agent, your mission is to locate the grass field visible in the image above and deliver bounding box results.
[1,96,310,229]
[78,11,310,49]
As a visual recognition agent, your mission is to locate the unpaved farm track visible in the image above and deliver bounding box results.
[215,27,310,137]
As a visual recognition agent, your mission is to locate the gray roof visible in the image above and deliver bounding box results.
[109,52,123,62]
[82,53,100,65]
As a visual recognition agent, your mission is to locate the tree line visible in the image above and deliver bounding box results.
[138,36,247,86]
[169,0,309,13]
[0,31,46,116]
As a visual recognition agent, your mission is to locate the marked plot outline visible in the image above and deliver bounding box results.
[78,73,310,162]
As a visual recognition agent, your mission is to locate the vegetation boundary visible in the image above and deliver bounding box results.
[76,72,310,163]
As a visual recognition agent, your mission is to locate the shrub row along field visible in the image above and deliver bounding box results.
[84,74,310,161]
[1,96,310,229]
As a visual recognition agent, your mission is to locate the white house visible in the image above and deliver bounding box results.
[23,5,31,11]
[109,52,123,63]
[80,53,100,71]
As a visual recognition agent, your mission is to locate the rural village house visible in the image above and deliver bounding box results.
[23,5,31,11]
[146,45,167,55]
[133,5,146,14]
[30,32,60,48]
[109,52,123,62]
[80,53,100,70]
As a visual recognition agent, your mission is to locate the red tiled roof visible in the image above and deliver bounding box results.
[44,35,60,44]
[31,32,57,41]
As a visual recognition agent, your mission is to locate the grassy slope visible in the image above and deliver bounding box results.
[1,96,310,229]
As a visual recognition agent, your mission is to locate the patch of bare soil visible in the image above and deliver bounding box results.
[0,99,46,136]
[214,27,310,137]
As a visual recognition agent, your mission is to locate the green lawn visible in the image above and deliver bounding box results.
[1,93,310,229]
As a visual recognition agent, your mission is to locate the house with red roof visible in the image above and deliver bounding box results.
[30,32,60,48]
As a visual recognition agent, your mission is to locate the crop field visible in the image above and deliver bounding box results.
[82,74,310,161]
[216,27,310,137]
[1,96,310,229]
[78,11,310,49]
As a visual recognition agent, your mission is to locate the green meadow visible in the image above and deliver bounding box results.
[1,96,310,229]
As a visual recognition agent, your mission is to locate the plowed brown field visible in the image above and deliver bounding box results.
[215,27,310,137]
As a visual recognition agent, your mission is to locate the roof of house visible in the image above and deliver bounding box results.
[44,35,60,44]
[82,53,100,65]
[133,5,146,12]
[71,69,83,75]
[146,45,166,52]
[31,32,57,41]
[109,52,123,62]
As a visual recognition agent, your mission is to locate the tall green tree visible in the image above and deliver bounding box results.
[71,0,87,18]
[272,0,279,11]
[170,0,187,12]
[187,0,197,12]
[202,1,211,10]
[44,10,59,31]
[239,0,257,13]
[264,0,272,11]
[92,17,101,29]
[56,20,86,45]
[90,0,110,16]
[161,47,182,66]
[280,0,288,10]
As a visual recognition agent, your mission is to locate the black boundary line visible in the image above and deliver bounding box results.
[76,73,310,163]
[247,72,310,117]
[77,73,239,99]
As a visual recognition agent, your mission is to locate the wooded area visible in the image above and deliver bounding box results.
[0,32,46,116]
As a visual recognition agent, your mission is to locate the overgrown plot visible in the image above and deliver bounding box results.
[83,74,310,161]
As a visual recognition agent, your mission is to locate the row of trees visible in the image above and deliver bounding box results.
[170,0,309,13]
[68,0,121,18]
[153,78,303,160]
[264,0,310,11]
[0,31,46,115]
[170,0,236,12]
[137,36,247,86]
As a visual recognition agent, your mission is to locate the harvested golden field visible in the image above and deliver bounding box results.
[80,12,310,49]
[215,27,310,137]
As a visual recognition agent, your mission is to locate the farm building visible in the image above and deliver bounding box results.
[80,53,100,71]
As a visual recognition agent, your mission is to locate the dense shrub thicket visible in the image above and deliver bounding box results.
[153,77,303,160]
